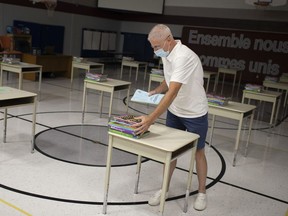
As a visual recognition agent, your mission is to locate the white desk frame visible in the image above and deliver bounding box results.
[242,90,282,125]
[103,124,199,215]
[208,101,256,166]
[148,74,164,91]
[0,62,42,100]
[120,60,148,81]
[263,80,288,108]
[82,78,131,121]
[203,71,218,93]
[216,68,242,96]
[71,61,104,89]
[0,87,37,153]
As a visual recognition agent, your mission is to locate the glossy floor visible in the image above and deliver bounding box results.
[0,66,287,216]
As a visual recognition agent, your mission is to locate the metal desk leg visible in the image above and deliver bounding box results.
[221,73,225,95]
[274,97,281,126]
[136,66,139,81]
[129,67,132,79]
[270,99,276,125]
[108,91,114,118]
[103,136,114,214]
[231,73,237,97]
[70,66,75,89]
[134,155,142,194]
[184,143,197,213]
[245,112,254,157]
[206,76,210,93]
[209,115,216,147]
[81,83,87,123]
[38,68,42,101]
[99,91,104,118]
[233,115,243,166]
[3,108,7,143]
[144,65,147,80]
[0,68,3,86]
[31,97,37,153]
[120,64,124,79]
[160,155,172,215]
[148,76,152,92]
[19,73,23,90]
[213,73,219,92]
[126,86,130,114]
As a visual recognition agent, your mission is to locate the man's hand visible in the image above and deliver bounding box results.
[132,115,154,135]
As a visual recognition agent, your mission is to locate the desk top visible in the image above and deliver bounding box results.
[0,87,36,100]
[204,71,217,77]
[122,60,148,65]
[243,90,282,97]
[209,101,256,113]
[85,78,131,87]
[109,123,199,152]
[263,81,288,90]
[72,61,104,66]
[1,62,42,69]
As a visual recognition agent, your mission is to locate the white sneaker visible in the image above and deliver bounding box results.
[193,193,207,211]
[148,190,169,206]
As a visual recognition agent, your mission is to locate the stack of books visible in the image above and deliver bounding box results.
[151,68,164,75]
[264,76,278,83]
[206,93,230,106]
[280,73,288,83]
[245,83,263,92]
[85,72,107,82]
[108,115,149,139]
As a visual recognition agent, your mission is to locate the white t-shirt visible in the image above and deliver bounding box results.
[162,40,208,118]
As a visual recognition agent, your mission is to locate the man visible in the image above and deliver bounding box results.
[134,24,208,211]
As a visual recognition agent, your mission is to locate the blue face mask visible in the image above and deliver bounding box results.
[154,48,169,58]
[154,39,170,57]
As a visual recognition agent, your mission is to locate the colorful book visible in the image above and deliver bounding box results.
[108,114,149,139]
[108,128,149,139]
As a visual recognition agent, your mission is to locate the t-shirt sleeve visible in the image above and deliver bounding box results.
[170,56,197,84]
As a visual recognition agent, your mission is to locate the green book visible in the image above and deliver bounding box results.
[108,128,149,139]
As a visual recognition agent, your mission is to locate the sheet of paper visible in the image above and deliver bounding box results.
[131,89,164,105]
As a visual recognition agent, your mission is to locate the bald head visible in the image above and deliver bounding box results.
[148,24,174,42]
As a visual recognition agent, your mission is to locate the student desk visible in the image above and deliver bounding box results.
[208,101,256,166]
[120,60,148,81]
[103,124,199,215]
[216,68,242,96]
[242,90,282,126]
[263,81,288,108]
[203,71,218,93]
[148,73,164,91]
[0,87,37,153]
[82,78,131,121]
[71,61,104,89]
[0,62,42,100]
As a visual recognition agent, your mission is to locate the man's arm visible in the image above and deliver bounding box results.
[149,80,168,95]
[134,81,182,134]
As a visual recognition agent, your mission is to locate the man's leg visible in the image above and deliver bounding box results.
[194,147,208,210]
[196,148,207,193]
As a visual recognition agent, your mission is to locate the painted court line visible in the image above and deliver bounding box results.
[0,198,32,216]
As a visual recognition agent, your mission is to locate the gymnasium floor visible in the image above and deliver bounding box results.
[0,65,287,216]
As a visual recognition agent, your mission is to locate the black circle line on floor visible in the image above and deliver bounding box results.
[1,114,286,203]
[34,124,149,167]
[0,142,225,205]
